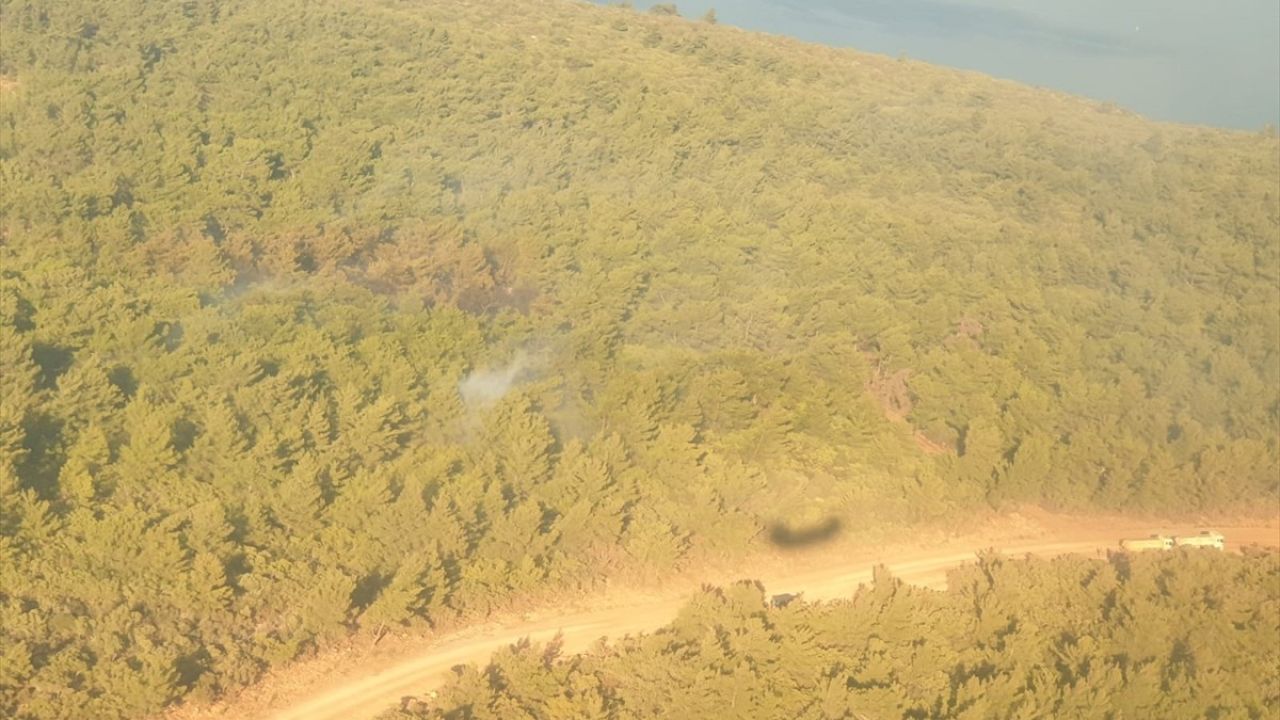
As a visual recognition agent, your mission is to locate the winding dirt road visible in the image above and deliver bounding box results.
[186,519,1279,720]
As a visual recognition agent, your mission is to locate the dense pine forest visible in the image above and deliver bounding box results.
[382,549,1280,720]
[0,0,1277,717]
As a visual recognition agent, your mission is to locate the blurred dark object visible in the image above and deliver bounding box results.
[768,517,842,548]
[770,592,803,608]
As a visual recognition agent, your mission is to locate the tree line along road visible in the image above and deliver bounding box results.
[186,523,1279,720]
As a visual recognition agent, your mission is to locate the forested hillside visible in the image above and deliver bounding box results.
[0,0,1277,717]
[383,549,1280,719]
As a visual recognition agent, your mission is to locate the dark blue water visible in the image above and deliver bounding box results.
[598,0,1280,130]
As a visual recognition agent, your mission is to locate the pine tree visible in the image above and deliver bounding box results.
[360,551,440,630]
[492,395,555,493]
[58,424,111,506]
[114,393,180,505]
[298,567,356,645]
[272,453,328,536]
[0,323,38,493]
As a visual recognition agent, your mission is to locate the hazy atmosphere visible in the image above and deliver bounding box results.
[2,1,1277,718]
[608,0,1280,129]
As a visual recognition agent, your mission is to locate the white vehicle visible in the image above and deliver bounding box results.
[1174,530,1226,550]
[1120,534,1174,551]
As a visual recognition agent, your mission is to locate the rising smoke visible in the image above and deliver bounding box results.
[458,351,530,408]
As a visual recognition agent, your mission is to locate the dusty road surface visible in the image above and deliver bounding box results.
[178,519,1279,720]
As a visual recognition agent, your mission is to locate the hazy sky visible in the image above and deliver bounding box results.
[599,0,1280,130]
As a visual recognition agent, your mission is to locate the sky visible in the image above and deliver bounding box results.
[598,0,1280,130]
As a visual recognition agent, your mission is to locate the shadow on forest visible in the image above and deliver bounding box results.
[768,517,843,549]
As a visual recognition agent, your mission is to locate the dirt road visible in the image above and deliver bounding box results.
[248,522,1276,720]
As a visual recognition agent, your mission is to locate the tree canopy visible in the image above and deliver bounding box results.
[0,0,1277,717]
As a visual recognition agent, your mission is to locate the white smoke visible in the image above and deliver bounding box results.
[458,351,530,408]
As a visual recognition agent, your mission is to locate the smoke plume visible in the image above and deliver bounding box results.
[458,351,530,408]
